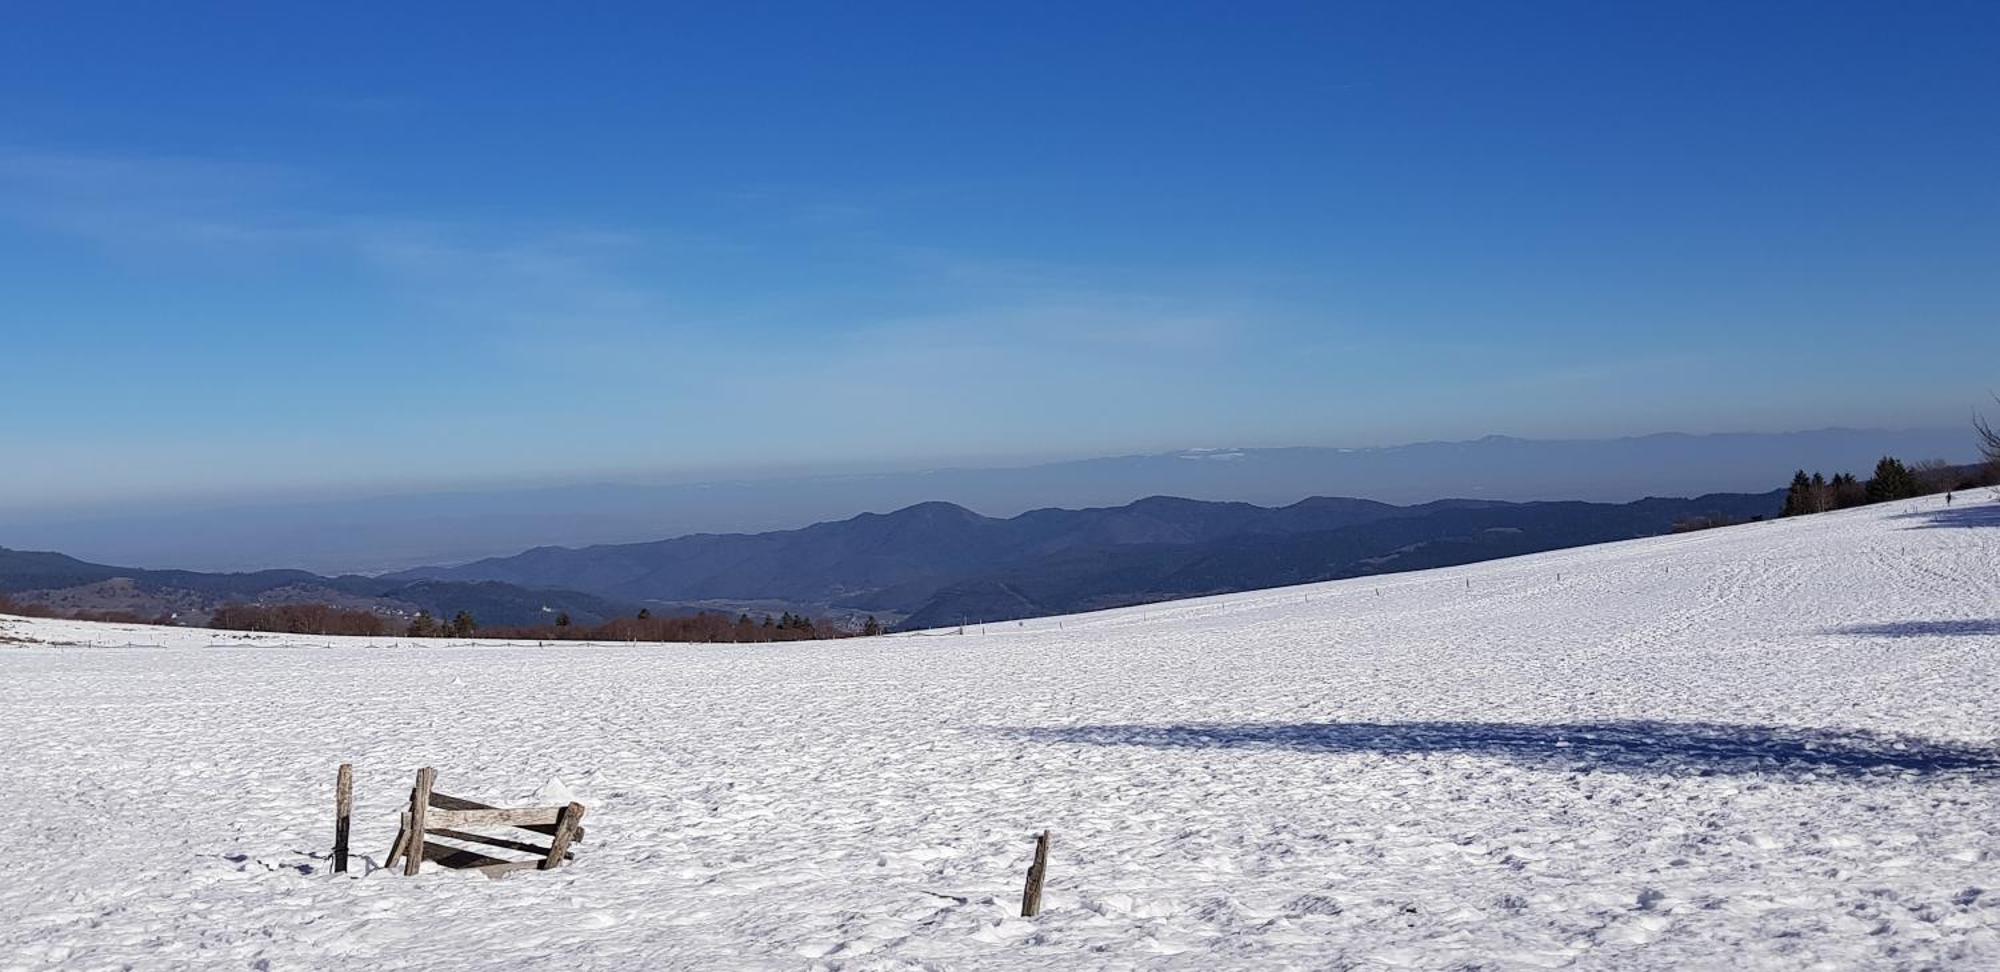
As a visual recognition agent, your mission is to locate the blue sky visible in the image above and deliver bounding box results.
[2,1,1995,511]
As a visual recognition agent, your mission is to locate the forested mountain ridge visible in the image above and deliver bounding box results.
[390,490,1786,628]
[0,547,633,627]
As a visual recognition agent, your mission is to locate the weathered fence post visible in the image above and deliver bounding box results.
[540,802,587,870]
[405,767,436,876]
[334,763,353,874]
[1021,829,1051,917]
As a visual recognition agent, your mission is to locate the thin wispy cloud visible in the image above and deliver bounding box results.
[854,297,1253,356]
[0,149,306,251]
[0,149,697,345]
[0,148,1252,370]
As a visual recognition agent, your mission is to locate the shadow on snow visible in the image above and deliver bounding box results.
[999,720,2000,778]
[1830,619,2000,638]
[1893,502,2000,530]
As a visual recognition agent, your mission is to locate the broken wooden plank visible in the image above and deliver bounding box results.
[430,791,584,840]
[426,827,574,860]
[387,810,411,869]
[424,806,564,829]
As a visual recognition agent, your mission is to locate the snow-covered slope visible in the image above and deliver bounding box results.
[2,495,1996,969]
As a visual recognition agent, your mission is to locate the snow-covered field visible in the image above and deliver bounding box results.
[3,496,1997,970]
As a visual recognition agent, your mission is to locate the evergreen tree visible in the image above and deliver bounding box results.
[1783,470,1813,516]
[637,608,651,620]
[555,611,571,628]
[448,611,477,637]
[1866,456,1919,502]
[406,612,439,638]
[862,615,882,636]
[1830,472,1865,509]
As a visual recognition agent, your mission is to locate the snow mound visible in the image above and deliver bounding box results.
[531,775,578,806]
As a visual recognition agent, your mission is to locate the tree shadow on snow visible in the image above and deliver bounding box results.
[1829,619,2000,638]
[1893,502,2000,530]
[1000,720,2000,778]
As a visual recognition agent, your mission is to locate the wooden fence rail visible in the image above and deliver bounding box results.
[333,765,587,879]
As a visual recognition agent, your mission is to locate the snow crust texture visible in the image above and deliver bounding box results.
[3,496,1998,969]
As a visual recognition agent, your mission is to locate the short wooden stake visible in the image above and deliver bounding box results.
[405,767,436,876]
[1020,829,1051,917]
[334,763,353,874]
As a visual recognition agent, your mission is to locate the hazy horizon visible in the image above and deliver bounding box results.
[1,426,1979,574]
[0,422,1973,520]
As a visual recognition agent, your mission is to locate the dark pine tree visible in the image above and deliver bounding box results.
[1830,472,1865,509]
[1865,457,1920,502]
[1783,470,1813,516]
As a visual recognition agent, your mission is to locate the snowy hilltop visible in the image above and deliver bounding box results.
[2,492,1997,969]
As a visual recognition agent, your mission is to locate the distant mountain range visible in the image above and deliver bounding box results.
[388,489,1787,630]
[0,548,635,628]
[0,428,1969,573]
[2,488,1788,633]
